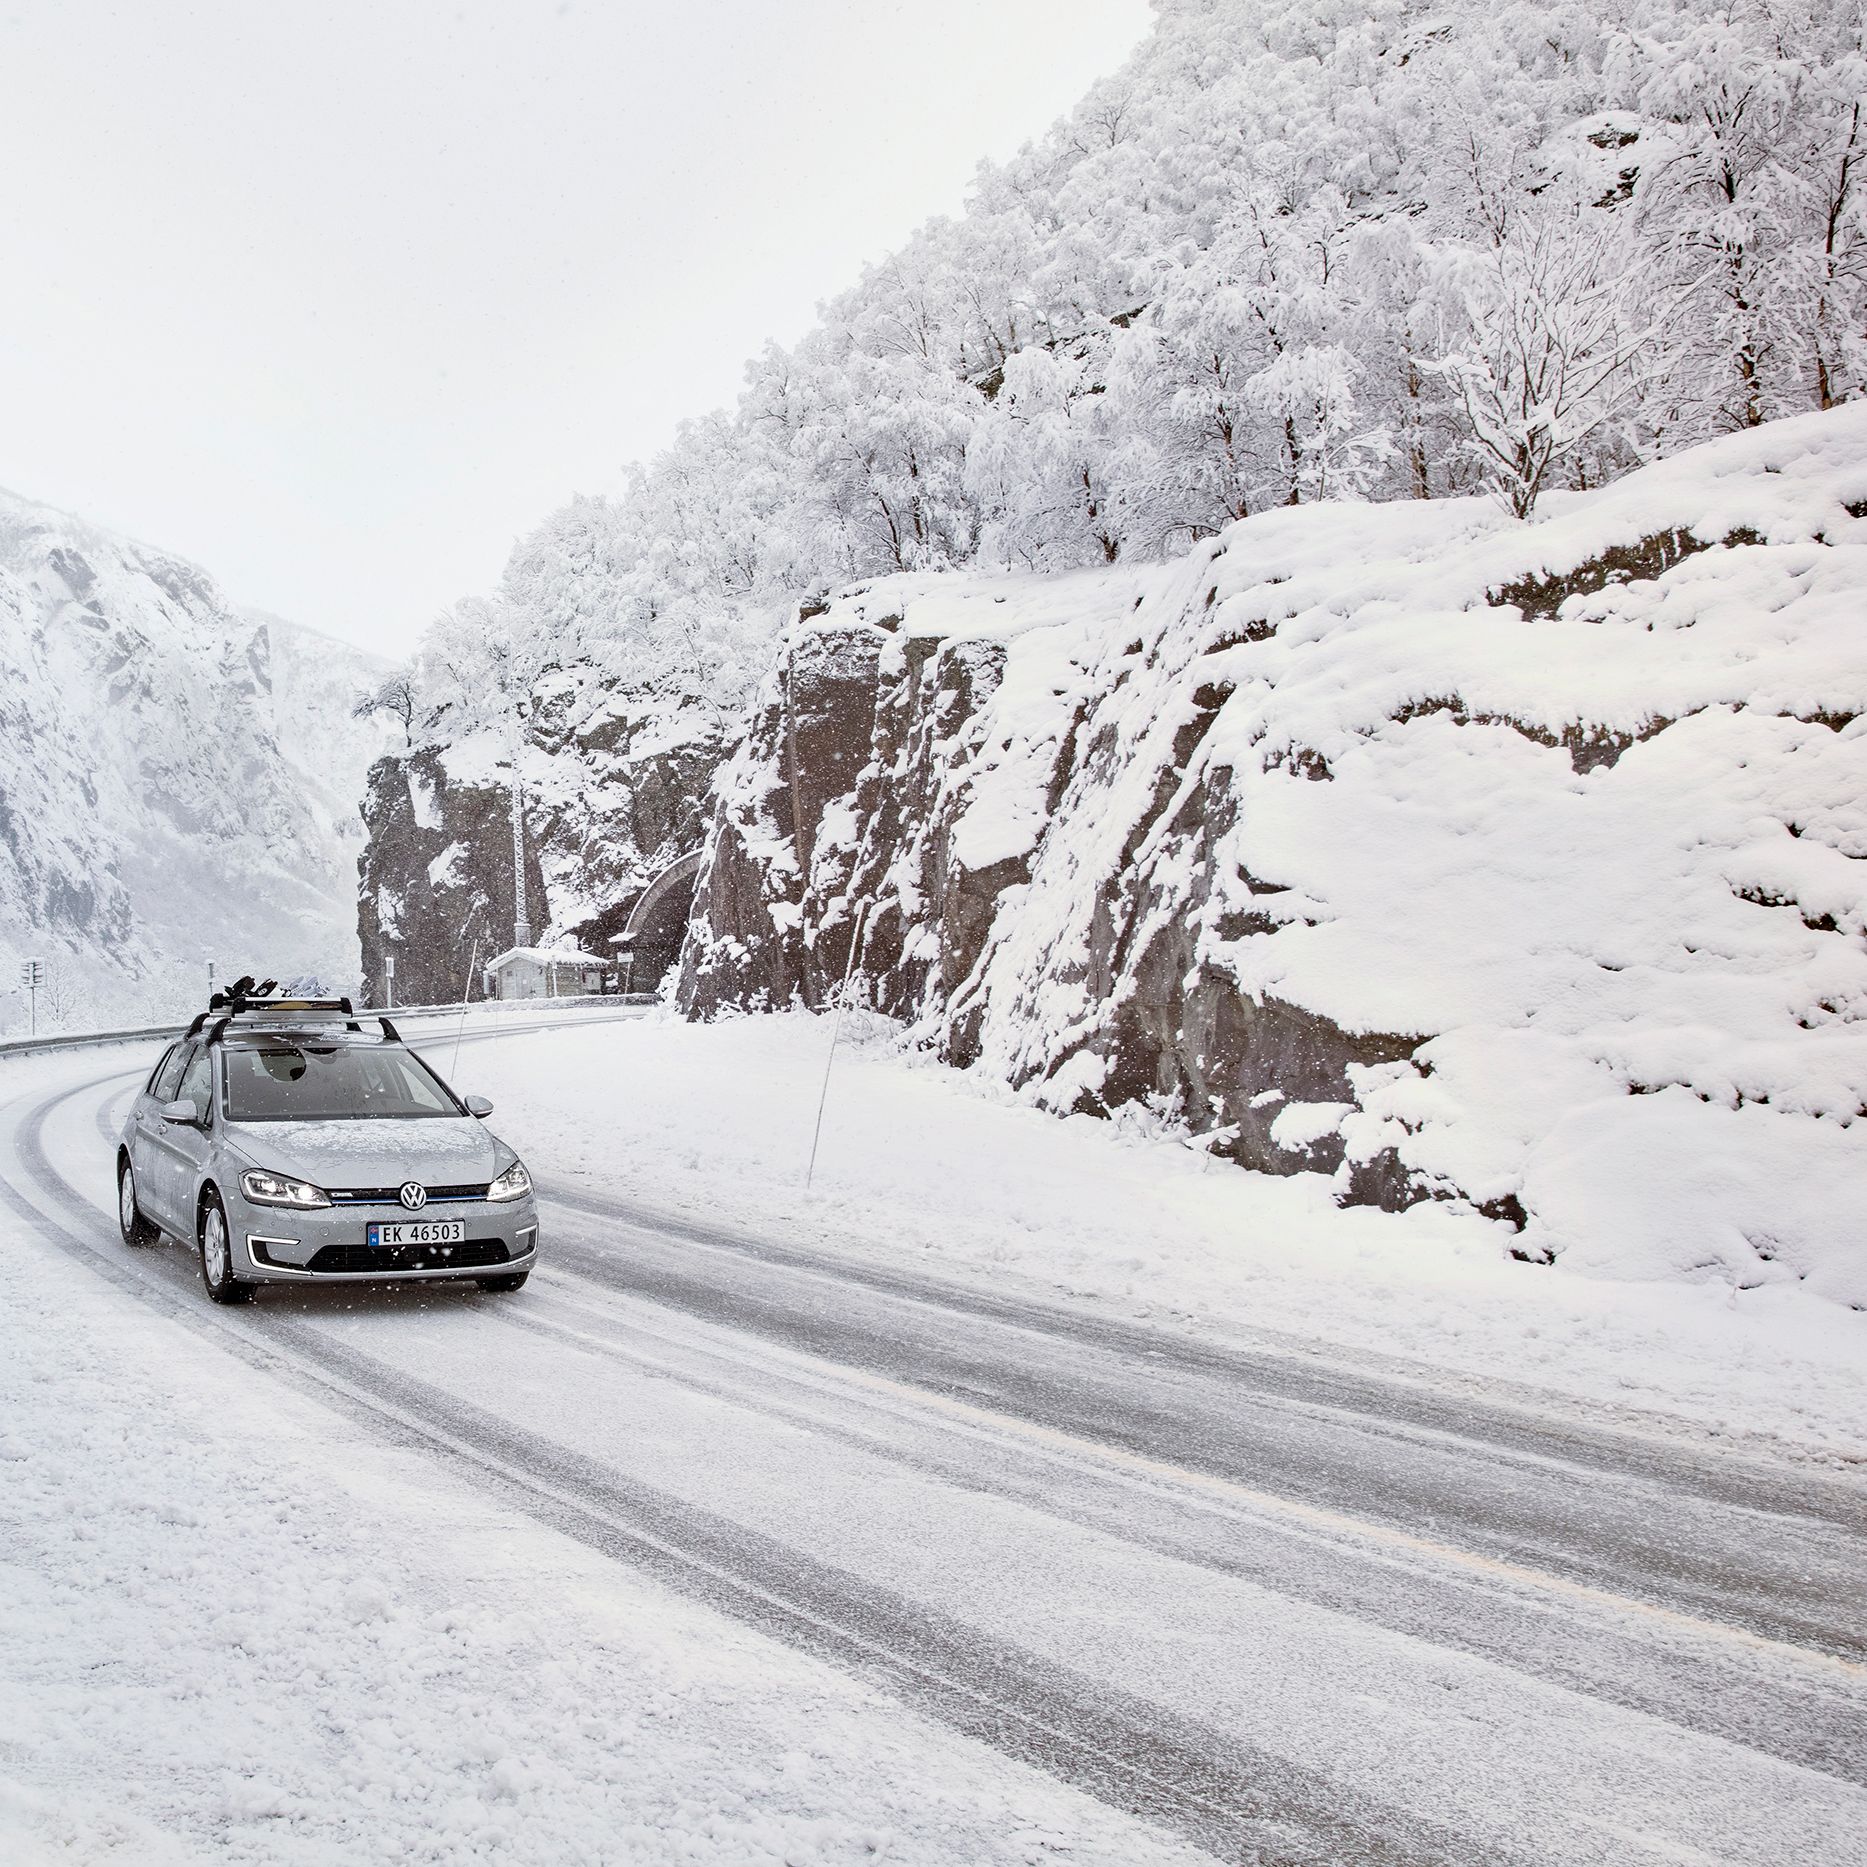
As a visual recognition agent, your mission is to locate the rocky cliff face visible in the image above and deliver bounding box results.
[680,409,1867,1300]
[356,747,548,1008]
[679,568,1407,1183]
[0,486,388,1029]
[357,669,726,1006]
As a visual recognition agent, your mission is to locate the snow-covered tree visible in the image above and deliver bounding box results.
[352,671,419,748]
[966,342,1127,567]
[1429,194,1681,516]
[400,0,1867,723]
[1614,3,1867,432]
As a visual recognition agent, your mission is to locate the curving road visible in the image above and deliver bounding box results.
[4,1017,1865,1866]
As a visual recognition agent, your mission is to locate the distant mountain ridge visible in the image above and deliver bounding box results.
[0,486,391,1030]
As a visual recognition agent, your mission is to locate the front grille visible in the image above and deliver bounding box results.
[326,1183,490,1205]
[304,1240,511,1274]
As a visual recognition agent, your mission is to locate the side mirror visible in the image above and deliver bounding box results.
[463,1094,494,1118]
[160,1098,200,1125]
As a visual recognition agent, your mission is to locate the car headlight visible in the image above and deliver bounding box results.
[240,1168,332,1210]
[487,1161,532,1203]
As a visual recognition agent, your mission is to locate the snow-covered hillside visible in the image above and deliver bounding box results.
[427,0,1865,711]
[0,489,391,1029]
[681,405,1867,1306]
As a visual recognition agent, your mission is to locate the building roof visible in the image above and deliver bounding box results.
[483,945,609,971]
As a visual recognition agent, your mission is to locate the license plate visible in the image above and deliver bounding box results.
[367,1220,466,1248]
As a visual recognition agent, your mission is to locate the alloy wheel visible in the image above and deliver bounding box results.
[203,1206,229,1285]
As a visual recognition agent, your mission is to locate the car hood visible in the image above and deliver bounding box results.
[225,1118,504,1190]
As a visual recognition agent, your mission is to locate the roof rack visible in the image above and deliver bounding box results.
[182,988,403,1047]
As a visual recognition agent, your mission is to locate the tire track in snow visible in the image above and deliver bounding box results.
[89,1056,1867,1687]
[531,1183,1867,1663]
[26,1051,1867,1857]
[436,1252,1867,1790]
[529,1178,1856,1503]
[7,1061,1480,1867]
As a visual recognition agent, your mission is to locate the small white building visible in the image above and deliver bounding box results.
[481,945,615,1001]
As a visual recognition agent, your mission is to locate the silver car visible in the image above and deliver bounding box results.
[115,998,539,1303]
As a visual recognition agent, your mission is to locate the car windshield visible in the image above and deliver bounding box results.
[222,1042,461,1122]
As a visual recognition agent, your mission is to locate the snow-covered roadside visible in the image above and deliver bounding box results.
[464,1013,1867,1466]
[0,1056,1203,1867]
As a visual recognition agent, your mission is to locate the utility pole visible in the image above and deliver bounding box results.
[510,710,532,950]
[510,776,530,948]
[207,958,217,1003]
[20,957,43,1037]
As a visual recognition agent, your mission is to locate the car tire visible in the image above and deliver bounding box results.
[117,1154,159,1247]
[198,1191,256,1305]
[477,1271,529,1293]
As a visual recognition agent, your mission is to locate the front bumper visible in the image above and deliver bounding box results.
[230,1190,540,1282]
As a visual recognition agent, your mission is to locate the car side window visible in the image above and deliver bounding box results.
[151,1045,189,1097]
[151,1044,188,1102]
[175,1046,212,1122]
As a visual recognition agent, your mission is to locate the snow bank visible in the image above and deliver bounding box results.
[463,1014,1867,1461]
[1171,409,1867,1298]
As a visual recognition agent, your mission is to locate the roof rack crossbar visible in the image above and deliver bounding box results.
[189,991,371,1040]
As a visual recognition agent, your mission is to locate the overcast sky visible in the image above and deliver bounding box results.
[0,0,1150,656]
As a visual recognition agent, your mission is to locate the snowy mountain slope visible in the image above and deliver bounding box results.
[680,404,1867,1305]
[0,489,391,1028]
[242,606,392,877]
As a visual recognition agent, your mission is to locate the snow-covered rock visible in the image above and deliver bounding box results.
[0,487,390,1028]
[356,669,726,1006]
[680,405,1867,1304]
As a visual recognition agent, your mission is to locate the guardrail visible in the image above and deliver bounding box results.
[382,992,657,1021]
[0,991,657,1062]
[0,1021,189,1062]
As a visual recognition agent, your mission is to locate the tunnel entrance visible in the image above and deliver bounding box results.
[612,848,702,995]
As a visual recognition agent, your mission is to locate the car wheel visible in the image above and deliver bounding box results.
[476,1271,529,1293]
[117,1154,158,1247]
[198,1192,256,1305]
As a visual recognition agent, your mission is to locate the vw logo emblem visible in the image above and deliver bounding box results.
[398,1182,428,1211]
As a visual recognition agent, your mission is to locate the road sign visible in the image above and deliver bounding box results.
[20,957,42,1037]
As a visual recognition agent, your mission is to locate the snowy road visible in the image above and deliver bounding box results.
[4,1021,1865,1866]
